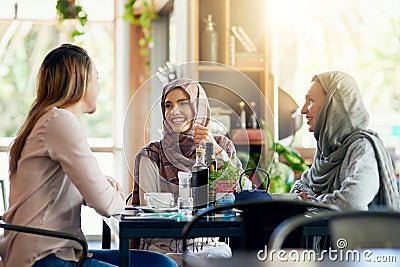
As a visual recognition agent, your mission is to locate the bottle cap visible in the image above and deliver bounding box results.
[195,147,205,155]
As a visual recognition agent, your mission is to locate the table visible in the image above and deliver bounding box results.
[102,203,334,267]
[102,211,243,267]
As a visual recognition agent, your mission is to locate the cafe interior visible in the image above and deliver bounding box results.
[0,0,400,266]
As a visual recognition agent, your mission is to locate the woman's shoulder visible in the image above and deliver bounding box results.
[137,141,162,160]
[39,108,78,125]
[346,136,375,158]
[348,133,377,148]
[38,108,83,140]
[142,140,162,151]
[346,130,384,149]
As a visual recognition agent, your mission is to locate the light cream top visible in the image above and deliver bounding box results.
[138,151,232,205]
[0,108,125,267]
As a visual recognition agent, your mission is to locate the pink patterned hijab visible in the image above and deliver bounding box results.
[131,78,237,205]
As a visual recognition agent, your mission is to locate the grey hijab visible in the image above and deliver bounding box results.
[308,71,398,208]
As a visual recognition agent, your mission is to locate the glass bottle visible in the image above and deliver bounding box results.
[248,101,258,129]
[191,147,209,208]
[178,171,192,198]
[178,171,193,217]
[205,142,217,206]
[200,14,218,62]
[239,101,246,129]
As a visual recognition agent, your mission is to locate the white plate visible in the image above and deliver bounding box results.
[132,206,178,213]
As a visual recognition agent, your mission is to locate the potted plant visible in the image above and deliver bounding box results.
[56,0,88,39]
[261,121,308,193]
[123,0,158,56]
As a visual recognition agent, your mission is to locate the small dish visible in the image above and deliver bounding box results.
[132,206,178,213]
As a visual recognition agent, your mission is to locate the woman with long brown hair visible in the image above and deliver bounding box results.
[1,44,176,267]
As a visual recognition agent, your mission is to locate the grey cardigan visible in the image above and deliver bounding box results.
[291,138,379,210]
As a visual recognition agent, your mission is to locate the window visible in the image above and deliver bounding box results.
[272,0,400,148]
[0,0,119,238]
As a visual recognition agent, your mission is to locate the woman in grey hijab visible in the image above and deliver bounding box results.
[291,71,399,210]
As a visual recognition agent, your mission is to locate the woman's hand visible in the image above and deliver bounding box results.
[298,191,320,201]
[298,192,311,200]
[193,124,222,154]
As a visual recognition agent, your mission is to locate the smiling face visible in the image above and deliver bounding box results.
[301,79,326,132]
[164,88,195,133]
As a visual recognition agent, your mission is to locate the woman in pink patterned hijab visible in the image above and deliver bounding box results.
[132,78,241,207]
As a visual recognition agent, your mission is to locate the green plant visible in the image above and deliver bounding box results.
[236,150,259,169]
[123,0,158,56]
[260,120,308,193]
[274,143,308,173]
[56,0,88,39]
[209,161,243,185]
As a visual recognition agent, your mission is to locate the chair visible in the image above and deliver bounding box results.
[0,215,87,267]
[125,191,134,205]
[269,210,400,250]
[0,180,6,213]
[181,199,339,263]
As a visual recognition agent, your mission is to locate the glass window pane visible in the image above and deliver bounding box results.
[14,0,57,20]
[82,152,115,236]
[0,0,18,19]
[0,0,114,21]
[81,205,103,236]
[82,0,114,21]
[94,152,115,178]
[0,21,114,140]
[273,0,400,147]
[0,152,9,189]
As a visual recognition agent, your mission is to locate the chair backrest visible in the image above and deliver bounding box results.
[181,199,339,254]
[269,210,400,250]
[0,216,87,267]
[0,179,7,213]
[125,191,133,205]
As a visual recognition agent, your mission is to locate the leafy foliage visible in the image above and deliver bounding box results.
[209,161,242,184]
[269,161,293,193]
[259,119,308,192]
[274,143,308,172]
[123,0,158,56]
[56,0,88,38]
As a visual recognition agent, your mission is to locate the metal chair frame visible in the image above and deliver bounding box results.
[0,216,87,267]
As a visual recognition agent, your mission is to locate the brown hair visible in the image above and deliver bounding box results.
[8,44,92,177]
